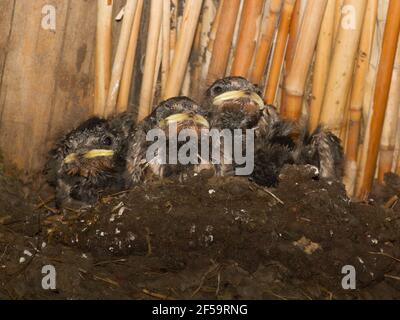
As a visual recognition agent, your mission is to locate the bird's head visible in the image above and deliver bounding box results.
[204,77,265,130]
[152,97,210,138]
[60,117,125,178]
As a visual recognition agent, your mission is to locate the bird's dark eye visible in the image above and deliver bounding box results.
[213,85,223,95]
[102,136,113,146]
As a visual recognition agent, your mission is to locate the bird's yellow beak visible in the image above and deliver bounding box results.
[83,149,114,159]
[159,113,210,129]
[213,90,265,110]
[63,149,114,163]
[64,153,77,164]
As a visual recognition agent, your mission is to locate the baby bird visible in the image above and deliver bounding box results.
[46,113,134,208]
[203,76,344,186]
[125,96,211,185]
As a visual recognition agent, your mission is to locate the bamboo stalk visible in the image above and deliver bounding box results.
[231,0,265,78]
[378,40,400,183]
[206,0,241,86]
[280,0,301,116]
[191,18,204,100]
[161,0,171,97]
[264,0,296,105]
[319,0,367,137]
[283,0,328,121]
[343,0,377,195]
[170,0,178,62]
[250,0,283,85]
[308,0,336,132]
[333,0,344,44]
[151,32,163,108]
[226,0,244,76]
[95,0,113,117]
[203,0,223,82]
[104,0,138,117]
[396,117,400,174]
[117,0,144,113]
[394,113,400,174]
[163,0,203,99]
[137,0,163,122]
[355,0,387,195]
[284,0,301,73]
[357,0,400,200]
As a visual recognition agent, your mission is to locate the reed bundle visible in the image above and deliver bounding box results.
[251,0,282,85]
[319,0,367,137]
[283,0,328,121]
[264,0,296,105]
[231,0,265,78]
[343,0,378,195]
[91,0,400,199]
[206,0,241,86]
[308,0,336,132]
[95,0,113,117]
[105,0,138,117]
[117,0,144,112]
[377,41,400,183]
[357,0,400,200]
[137,0,163,122]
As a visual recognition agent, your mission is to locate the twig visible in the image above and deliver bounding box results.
[369,251,400,263]
[93,274,120,287]
[34,196,55,210]
[142,289,175,300]
[145,227,152,256]
[384,195,399,209]
[191,262,220,297]
[251,182,284,205]
[94,258,127,267]
[385,274,400,281]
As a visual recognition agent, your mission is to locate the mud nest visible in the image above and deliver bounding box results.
[0,165,400,299]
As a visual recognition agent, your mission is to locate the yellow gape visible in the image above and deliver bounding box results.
[212,90,265,110]
[159,113,210,129]
[63,149,115,163]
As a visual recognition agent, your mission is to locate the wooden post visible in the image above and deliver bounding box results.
[95,0,113,117]
[163,0,204,99]
[250,0,283,85]
[231,0,265,78]
[206,0,241,86]
[264,0,296,105]
[357,0,400,200]
[319,0,367,137]
[378,41,400,183]
[104,0,138,117]
[137,0,163,122]
[308,0,336,132]
[0,1,97,174]
[117,0,144,113]
[283,0,328,121]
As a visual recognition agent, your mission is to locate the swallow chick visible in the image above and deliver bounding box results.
[203,76,344,186]
[203,76,284,178]
[125,97,211,185]
[46,113,134,208]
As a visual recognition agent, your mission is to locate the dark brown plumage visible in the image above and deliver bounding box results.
[46,113,134,208]
[203,76,344,186]
[125,97,212,185]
